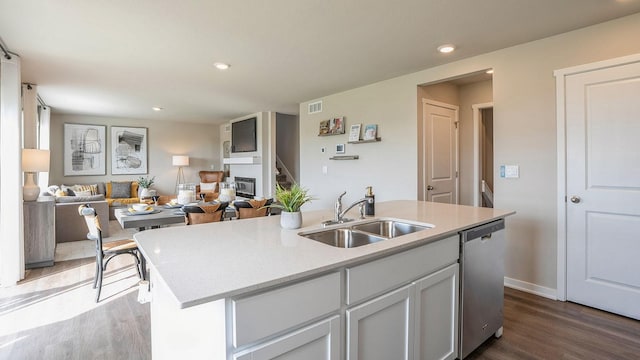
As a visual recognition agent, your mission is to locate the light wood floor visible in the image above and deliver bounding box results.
[0,256,150,360]
[2,259,639,359]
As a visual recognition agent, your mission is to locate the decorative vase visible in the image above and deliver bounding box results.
[280,211,302,229]
[139,187,152,199]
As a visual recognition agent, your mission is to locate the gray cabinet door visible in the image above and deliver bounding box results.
[413,264,459,360]
[24,198,56,268]
[234,316,340,360]
[347,284,414,360]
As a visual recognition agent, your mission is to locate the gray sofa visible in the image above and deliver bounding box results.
[48,180,142,243]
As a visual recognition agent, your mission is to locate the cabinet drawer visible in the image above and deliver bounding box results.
[232,272,341,348]
[346,235,458,305]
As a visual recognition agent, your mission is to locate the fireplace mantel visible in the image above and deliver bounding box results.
[223,156,261,165]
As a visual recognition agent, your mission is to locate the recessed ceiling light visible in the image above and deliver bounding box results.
[152,107,163,111]
[213,62,230,70]
[437,44,455,54]
[486,69,494,74]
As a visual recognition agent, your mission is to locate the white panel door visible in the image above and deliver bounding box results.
[565,60,640,319]
[422,101,458,203]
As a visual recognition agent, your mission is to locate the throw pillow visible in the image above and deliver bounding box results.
[74,184,98,195]
[47,185,60,196]
[54,189,67,197]
[200,182,217,192]
[75,190,92,197]
[61,184,76,196]
[111,182,132,199]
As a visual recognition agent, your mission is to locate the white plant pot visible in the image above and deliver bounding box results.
[139,187,152,199]
[280,211,302,229]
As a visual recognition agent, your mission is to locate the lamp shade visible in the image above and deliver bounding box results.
[22,149,50,172]
[172,155,189,167]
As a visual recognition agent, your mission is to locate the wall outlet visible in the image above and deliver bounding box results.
[322,165,328,175]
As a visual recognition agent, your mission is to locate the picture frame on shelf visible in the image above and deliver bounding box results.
[111,126,148,175]
[319,117,345,136]
[63,123,106,176]
[348,124,361,142]
[363,124,378,140]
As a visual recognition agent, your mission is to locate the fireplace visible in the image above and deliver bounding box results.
[234,177,256,199]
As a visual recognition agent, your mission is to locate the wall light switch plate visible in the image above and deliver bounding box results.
[322,165,328,175]
[500,165,519,178]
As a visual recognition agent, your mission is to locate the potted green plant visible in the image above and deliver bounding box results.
[268,183,313,229]
[137,175,156,198]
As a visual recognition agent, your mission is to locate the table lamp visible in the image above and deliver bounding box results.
[22,149,50,201]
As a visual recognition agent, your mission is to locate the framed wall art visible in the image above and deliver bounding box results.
[363,124,378,140]
[348,123,362,142]
[111,126,148,175]
[64,123,106,176]
[318,117,345,136]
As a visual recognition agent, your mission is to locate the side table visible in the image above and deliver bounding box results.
[24,197,56,268]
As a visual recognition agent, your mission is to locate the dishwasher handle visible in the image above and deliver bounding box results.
[462,219,505,242]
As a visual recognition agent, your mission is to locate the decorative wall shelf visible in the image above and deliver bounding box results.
[329,155,359,160]
[348,137,382,144]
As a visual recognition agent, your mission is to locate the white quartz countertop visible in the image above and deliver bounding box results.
[134,200,514,308]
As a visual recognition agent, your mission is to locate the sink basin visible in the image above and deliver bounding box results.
[300,219,433,248]
[351,220,430,238]
[301,228,387,248]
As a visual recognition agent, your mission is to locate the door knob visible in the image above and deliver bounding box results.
[427,185,434,191]
[570,196,581,203]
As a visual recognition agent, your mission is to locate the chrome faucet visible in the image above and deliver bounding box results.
[323,191,371,227]
[334,191,347,222]
[337,198,370,222]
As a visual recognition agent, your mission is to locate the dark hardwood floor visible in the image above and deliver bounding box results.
[469,288,640,360]
[2,258,639,360]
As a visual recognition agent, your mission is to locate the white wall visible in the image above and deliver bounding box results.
[228,112,276,198]
[300,13,640,292]
[50,114,220,195]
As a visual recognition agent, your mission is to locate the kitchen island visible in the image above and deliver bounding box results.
[135,200,514,360]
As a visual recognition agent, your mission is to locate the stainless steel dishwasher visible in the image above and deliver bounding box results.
[459,219,505,359]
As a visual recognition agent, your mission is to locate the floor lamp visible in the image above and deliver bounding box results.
[22,149,50,201]
[173,155,189,192]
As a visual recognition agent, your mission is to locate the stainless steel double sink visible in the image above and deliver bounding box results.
[299,219,433,248]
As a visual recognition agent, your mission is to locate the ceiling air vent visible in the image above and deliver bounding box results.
[308,100,323,114]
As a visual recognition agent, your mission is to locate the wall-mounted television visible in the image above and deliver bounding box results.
[231,117,257,153]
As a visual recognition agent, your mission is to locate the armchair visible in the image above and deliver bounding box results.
[196,170,225,201]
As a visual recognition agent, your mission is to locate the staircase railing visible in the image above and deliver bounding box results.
[481,180,494,208]
[276,155,296,185]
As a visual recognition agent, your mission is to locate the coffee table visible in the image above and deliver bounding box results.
[115,206,185,230]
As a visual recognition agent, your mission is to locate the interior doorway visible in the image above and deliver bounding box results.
[473,103,494,207]
[417,70,493,206]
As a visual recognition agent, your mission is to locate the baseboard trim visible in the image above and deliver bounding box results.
[504,277,557,300]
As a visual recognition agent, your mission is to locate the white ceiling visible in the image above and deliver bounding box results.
[1,0,639,124]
